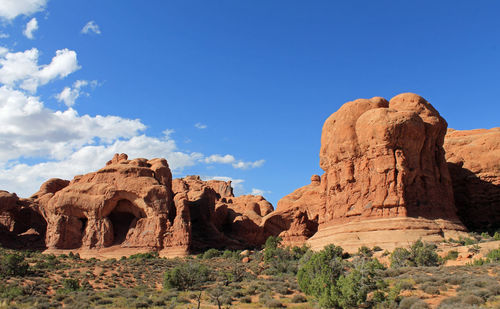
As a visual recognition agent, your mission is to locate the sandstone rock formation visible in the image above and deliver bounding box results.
[444,128,500,231]
[33,154,273,255]
[1,93,497,256]
[274,93,467,252]
[0,191,46,248]
[36,154,175,250]
[172,175,273,252]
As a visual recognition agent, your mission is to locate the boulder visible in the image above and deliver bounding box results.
[444,128,500,231]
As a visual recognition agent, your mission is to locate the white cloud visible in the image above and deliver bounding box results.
[0,33,9,39]
[23,17,38,39]
[0,86,147,162]
[0,0,47,21]
[204,154,265,169]
[0,134,204,197]
[81,21,101,35]
[0,47,8,56]
[205,154,235,164]
[0,48,80,93]
[0,83,204,196]
[250,188,271,196]
[56,79,97,107]
[194,122,207,129]
[232,159,265,169]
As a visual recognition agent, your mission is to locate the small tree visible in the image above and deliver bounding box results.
[297,244,385,308]
[63,279,80,291]
[163,261,211,291]
[0,254,29,277]
[390,240,440,268]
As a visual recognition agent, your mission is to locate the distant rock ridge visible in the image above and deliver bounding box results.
[0,93,498,255]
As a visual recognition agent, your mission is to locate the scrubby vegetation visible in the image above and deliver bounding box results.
[0,235,500,308]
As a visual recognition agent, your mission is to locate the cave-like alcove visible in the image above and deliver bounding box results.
[108,199,145,245]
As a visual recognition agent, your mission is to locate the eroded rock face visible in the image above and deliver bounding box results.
[36,154,274,254]
[38,153,175,250]
[276,93,467,251]
[172,176,274,251]
[444,128,500,231]
[0,191,46,248]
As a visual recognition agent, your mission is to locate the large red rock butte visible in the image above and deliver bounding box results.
[272,93,469,251]
[444,128,500,231]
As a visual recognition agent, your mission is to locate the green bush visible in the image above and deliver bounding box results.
[128,252,159,260]
[487,247,500,262]
[357,246,374,258]
[297,244,384,308]
[494,232,500,241]
[163,261,211,290]
[202,248,221,259]
[240,295,252,303]
[265,299,285,308]
[399,297,429,309]
[0,284,24,301]
[390,240,440,268]
[63,278,80,291]
[444,250,459,261]
[0,253,29,276]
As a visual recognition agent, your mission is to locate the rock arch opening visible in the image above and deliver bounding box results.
[108,199,145,245]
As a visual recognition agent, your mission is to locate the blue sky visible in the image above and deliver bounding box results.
[0,1,498,206]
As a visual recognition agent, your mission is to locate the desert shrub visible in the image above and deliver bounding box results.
[468,244,481,254]
[487,247,500,262]
[422,285,440,295]
[0,284,24,301]
[494,232,500,241]
[398,279,415,291]
[266,299,285,308]
[462,294,484,305]
[390,240,440,268]
[240,295,252,303]
[134,297,153,308]
[291,294,307,303]
[262,236,308,275]
[297,244,385,308]
[358,246,374,258]
[202,248,221,259]
[128,252,159,260]
[62,278,80,291]
[163,261,211,290]
[0,253,29,276]
[221,249,240,260]
[399,297,428,309]
[444,250,459,261]
[259,292,273,304]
